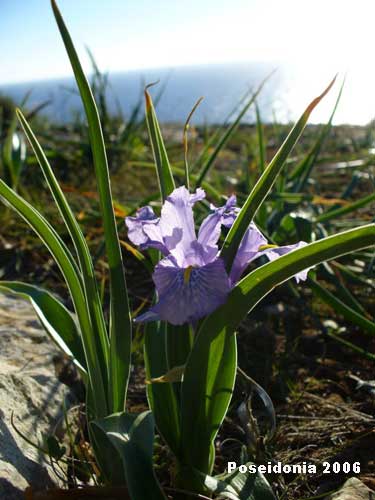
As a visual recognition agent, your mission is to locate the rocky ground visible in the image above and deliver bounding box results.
[0,293,71,499]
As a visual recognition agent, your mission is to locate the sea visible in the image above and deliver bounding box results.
[0,62,372,126]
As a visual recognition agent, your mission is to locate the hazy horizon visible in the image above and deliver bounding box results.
[1,62,371,126]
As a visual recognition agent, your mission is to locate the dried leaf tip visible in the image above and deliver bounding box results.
[305,74,338,116]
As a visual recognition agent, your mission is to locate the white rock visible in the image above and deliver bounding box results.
[324,477,375,500]
[0,294,69,499]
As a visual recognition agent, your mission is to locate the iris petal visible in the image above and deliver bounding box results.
[229,223,268,285]
[135,256,230,325]
[198,194,238,249]
[160,186,202,266]
[125,206,168,253]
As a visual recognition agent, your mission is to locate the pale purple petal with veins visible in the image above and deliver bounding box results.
[229,223,268,285]
[159,186,201,266]
[135,256,231,325]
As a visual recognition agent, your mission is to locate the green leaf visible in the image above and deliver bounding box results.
[92,411,166,499]
[195,72,274,187]
[216,464,276,500]
[144,86,175,200]
[255,101,266,173]
[183,97,204,189]
[176,463,275,500]
[0,281,87,371]
[227,224,375,324]
[144,321,181,458]
[326,331,375,362]
[221,76,337,272]
[315,192,375,224]
[166,323,193,371]
[180,328,237,474]
[51,0,131,413]
[16,108,108,384]
[0,179,107,417]
[319,262,367,315]
[180,224,375,479]
[308,277,375,336]
[289,76,345,190]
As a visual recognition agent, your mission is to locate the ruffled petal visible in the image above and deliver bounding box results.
[198,194,238,249]
[135,256,231,325]
[189,187,206,204]
[125,206,168,253]
[229,222,268,285]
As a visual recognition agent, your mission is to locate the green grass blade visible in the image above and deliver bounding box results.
[308,277,375,336]
[326,332,375,362]
[51,0,131,413]
[194,72,274,188]
[332,261,375,290]
[0,180,108,416]
[16,108,109,381]
[221,76,337,272]
[183,97,204,190]
[255,101,266,172]
[320,262,367,316]
[144,87,176,200]
[190,85,255,174]
[0,281,87,371]
[315,192,375,223]
[289,77,345,189]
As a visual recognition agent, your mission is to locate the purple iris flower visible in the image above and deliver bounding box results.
[125,186,310,325]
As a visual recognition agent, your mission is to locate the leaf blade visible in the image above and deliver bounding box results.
[221,76,337,271]
[51,0,131,413]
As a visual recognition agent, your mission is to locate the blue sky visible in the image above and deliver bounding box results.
[1,0,375,86]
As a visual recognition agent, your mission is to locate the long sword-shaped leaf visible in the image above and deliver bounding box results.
[194,72,274,188]
[144,87,175,201]
[308,277,375,336]
[181,224,375,478]
[221,76,337,271]
[289,76,345,190]
[181,328,237,475]
[255,101,266,173]
[144,321,180,457]
[315,192,375,223]
[327,331,375,362]
[51,0,131,413]
[0,281,87,371]
[16,109,109,382]
[0,180,107,416]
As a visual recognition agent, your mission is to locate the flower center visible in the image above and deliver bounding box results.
[183,265,194,284]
